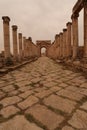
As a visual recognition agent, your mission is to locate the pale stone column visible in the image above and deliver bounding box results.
[18,33,22,61]
[23,37,26,58]
[2,16,11,59]
[71,14,79,60]
[63,29,67,58]
[55,34,60,58]
[59,33,63,58]
[84,1,87,58]
[66,22,72,58]
[12,25,18,61]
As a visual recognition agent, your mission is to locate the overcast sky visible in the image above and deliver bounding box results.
[0,0,84,52]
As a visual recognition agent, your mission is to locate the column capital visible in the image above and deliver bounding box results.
[19,33,22,38]
[83,0,87,5]
[63,29,67,32]
[28,37,32,42]
[2,16,10,23]
[71,13,79,19]
[55,34,59,39]
[60,32,63,35]
[12,25,18,31]
[66,22,72,26]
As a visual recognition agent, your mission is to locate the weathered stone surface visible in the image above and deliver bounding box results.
[1,85,15,92]
[68,110,87,129]
[35,89,52,99]
[57,89,84,101]
[0,96,21,107]
[19,90,33,99]
[44,94,76,114]
[25,104,64,130]
[0,106,20,118]
[0,115,43,130]
[80,102,87,111]
[62,126,74,130]
[0,91,5,100]
[18,95,38,110]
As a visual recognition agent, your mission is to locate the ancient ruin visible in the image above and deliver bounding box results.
[0,0,87,130]
[0,0,87,72]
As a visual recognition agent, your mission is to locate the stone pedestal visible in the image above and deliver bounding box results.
[71,14,79,60]
[18,33,22,61]
[12,25,18,61]
[2,16,11,59]
[66,22,72,58]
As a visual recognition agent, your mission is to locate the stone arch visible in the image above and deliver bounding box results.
[36,40,51,57]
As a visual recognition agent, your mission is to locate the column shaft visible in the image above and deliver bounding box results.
[63,29,67,58]
[66,22,72,58]
[84,1,87,58]
[72,14,79,59]
[12,25,18,60]
[2,16,10,58]
[19,33,22,61]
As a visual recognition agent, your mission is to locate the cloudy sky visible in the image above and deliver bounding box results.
[0,0,83,52]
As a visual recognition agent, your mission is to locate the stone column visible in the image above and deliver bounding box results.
[66,22,72,58]
[71,14,79,60]
[12,25,18,61]
[18,33,22,61]
[23,37,26,58]
[63,29,67,58]
[59,33,63,58]
[84,1,87,59]
[55,34,60,58]
[2,16,11,59]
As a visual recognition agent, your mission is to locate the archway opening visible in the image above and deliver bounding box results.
[41,47,47,56]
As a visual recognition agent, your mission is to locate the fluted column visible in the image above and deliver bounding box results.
[66,22,72,58]
[12,25,18,61]
[63,29,67,58]
[2,16,11,59]
[84,1,87,59]
[18,33,22,61]
[71,14,79,60]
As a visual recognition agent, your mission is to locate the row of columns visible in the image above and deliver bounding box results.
[49,0,87,62]
[2,16,38,64]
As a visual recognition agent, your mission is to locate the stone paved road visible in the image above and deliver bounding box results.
[0,57,87,130]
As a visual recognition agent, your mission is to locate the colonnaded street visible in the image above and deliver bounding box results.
[0,57,87,130]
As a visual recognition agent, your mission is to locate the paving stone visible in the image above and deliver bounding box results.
[18,95,38,110]
[0,115,43,130]
[0,106,20,118]
[8,90,20,96]
[68,110,87,129]
[44,94,76,114]
[0,96,22,107]
[62,126,75,130]
[34,87,46,93]
[35,89,52,99]
[25,104,64,130]
[80,82,87,88]
[80,102,87,111]
[0,91,5,100]
[19,90,33,99]
[58,83,68,88]
[49,86,61,92]
[1,85,15,93]
[57,89,84,101]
